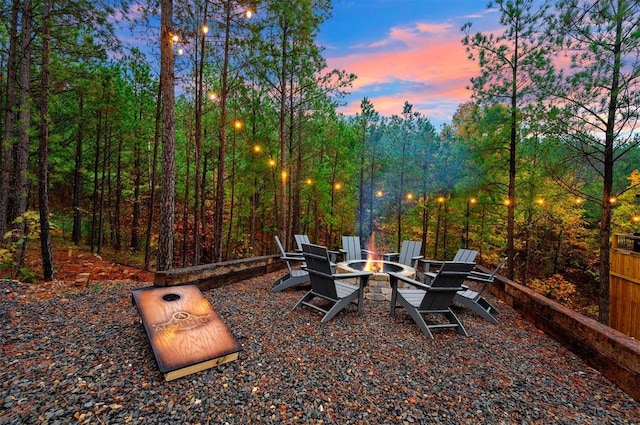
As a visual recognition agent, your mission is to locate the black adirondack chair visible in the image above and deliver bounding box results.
[272,235,309,292]
[420,248,478,274]
[388,261,476,339]
[384,240,423,270]
[293,243,372,322]
[454,256,508,324]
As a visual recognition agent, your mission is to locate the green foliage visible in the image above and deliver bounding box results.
[529,274,577,306]
[1,211,43,283]
[612,170,640,234]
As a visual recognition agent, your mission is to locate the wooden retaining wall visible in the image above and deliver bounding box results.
[153,255,285,291]
[486,266,640,402]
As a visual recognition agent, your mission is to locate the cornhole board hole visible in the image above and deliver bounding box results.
[132,284,242,381]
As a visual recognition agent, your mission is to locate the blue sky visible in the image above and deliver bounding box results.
[318,0,500,127]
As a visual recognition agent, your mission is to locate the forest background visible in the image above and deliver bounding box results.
[1,0,639,325]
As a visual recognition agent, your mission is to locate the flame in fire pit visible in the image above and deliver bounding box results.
[363,234,383,272]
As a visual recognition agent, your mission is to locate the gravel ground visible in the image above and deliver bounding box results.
[1,274,639,425]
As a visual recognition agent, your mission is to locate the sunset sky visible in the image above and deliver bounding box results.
[318,0,500,128]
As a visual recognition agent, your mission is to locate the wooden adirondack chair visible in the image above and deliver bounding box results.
[420,248,478,274]
[454,257,508,324]
[294,243,372,322]
[294,234,311,252]
[272,235,310,292]
[296,234,339,263]
[388,261,476,339]
[384,240,423,269]
[340,236,372,261]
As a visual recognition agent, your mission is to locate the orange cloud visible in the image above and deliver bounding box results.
[324,18,490,124]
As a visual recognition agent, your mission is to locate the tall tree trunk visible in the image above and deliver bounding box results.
[130,106,141,250]
[38,0,54,281]
[72,95,84,244]
[213,1,232,263]
[358,121,366,239]
[368,144,376,240]
[157,0,176,271]
[199,152,208,261]
[97,117,110,255]
[14,0,32,268]
[291,109,302,240]
[506,28,519,281]
[598,13,624,325]
[225,126,237,257]
[287,74,298,246]
[395,130,408,252]
[192,2,208,265]
[144,87,162,270]
[278,24,288,248]
[182,135,191,267]
[0,0,20,238]
[90,109,102,253]
[114,134,123,251]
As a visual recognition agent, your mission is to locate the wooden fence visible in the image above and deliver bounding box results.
[610,234,640,339]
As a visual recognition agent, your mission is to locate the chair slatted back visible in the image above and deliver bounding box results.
[294,234,311,252]
[302,243,338,299]
[452,249,478,263]
[421,262,475,310]
[342,236,363,261]
[274,235,293,274]
[398,240,422,266]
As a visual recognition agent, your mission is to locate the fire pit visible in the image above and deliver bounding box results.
[336,260,416,301]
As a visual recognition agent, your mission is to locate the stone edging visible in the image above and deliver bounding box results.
[486,268,640,402]
[153,255,284,290]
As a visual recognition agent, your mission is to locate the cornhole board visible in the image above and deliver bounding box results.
[132,284,242,381]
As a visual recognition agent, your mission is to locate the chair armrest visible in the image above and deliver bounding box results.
[423,271,436,285]
[409,255,424,269]
[334,271,372,279]
[468,271,494,283]
[383,252,400,261]
[327,249,340,263]
[419,258,444,273]
[361,249,375,259]
[420,259,444,265]
[387,271,431,291]
[281,254,305,262]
